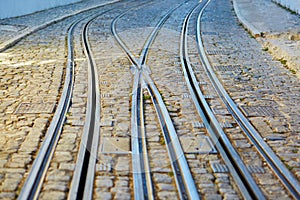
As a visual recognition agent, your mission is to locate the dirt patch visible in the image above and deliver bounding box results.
[260,29,300,79]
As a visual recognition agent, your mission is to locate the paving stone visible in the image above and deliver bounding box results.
[100,137,130,154]
[0,192,16,199]
[53,151,73,162]
[153,173,172,184]
[113,192,131,200]
[115,157,130,175]
[110,187,130,194]
[59,163,75,171]
[55,143,75,151]
[96,163,112,172]
[43,182,68,192]
[223,193,241,200]
[201,187,218,194]
[157,183,176,193]
[157,191,178,200]
[115,180,128,187]
[95,179,113,188]
[39,191,65,200]
[204,194,222,200]
[46,170,70,182]
[234,140,252,149]
[219,187,237,195]
[94,191,112,200]
[0,168,26,174]
[0,178,20,192]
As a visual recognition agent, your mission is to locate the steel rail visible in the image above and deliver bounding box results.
[17,17,79,200]
[195,0,300,199]
[68,13,102,200]
[110,3,159,200]
[110,2,152,68]
[111,3,156,200]
[69,3,140,199]
[111,1,199,199]
[139,83,154,200]
[137,0,186,66]
[142,72,200,200]
[131,70,154,200]
[18,2,136,199]
[180,1,266,199]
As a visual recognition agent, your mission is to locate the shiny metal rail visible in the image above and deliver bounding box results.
[69,3,140,199]
[17,16,79,200]
[131,70,154,200]
[195,0,300,199]
[111,1,200,199]
[142,72,199,200]
[180,1,265,199]
[68,13,102,200]
[111,4,155,199]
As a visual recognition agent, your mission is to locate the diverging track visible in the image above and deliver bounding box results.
[111,1,200,199]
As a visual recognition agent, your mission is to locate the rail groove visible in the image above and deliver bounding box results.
[131,70,154,200]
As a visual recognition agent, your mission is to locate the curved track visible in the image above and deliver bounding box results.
[195,1,300,199]
[0,0,121,52]
[179,2,265,199]
[17,15,80,200]
[68,14,101,200]
[17,7,114,200]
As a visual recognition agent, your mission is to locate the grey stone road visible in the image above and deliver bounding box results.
[0,0,299,199]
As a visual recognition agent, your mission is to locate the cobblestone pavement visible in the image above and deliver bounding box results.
[0,0,299,199]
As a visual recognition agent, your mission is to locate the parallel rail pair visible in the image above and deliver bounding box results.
[181,0,300,199]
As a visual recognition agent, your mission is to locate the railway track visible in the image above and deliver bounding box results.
[111,1,200,199]
[178,0,300,199]
[2,2,126,198]
[67,14,101,200]
[179,1,265,199]
[112,0,300,199]
[17,16,81,200]
[111,0,296,199]
[195,1,300,199]
[16,3,123,199]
